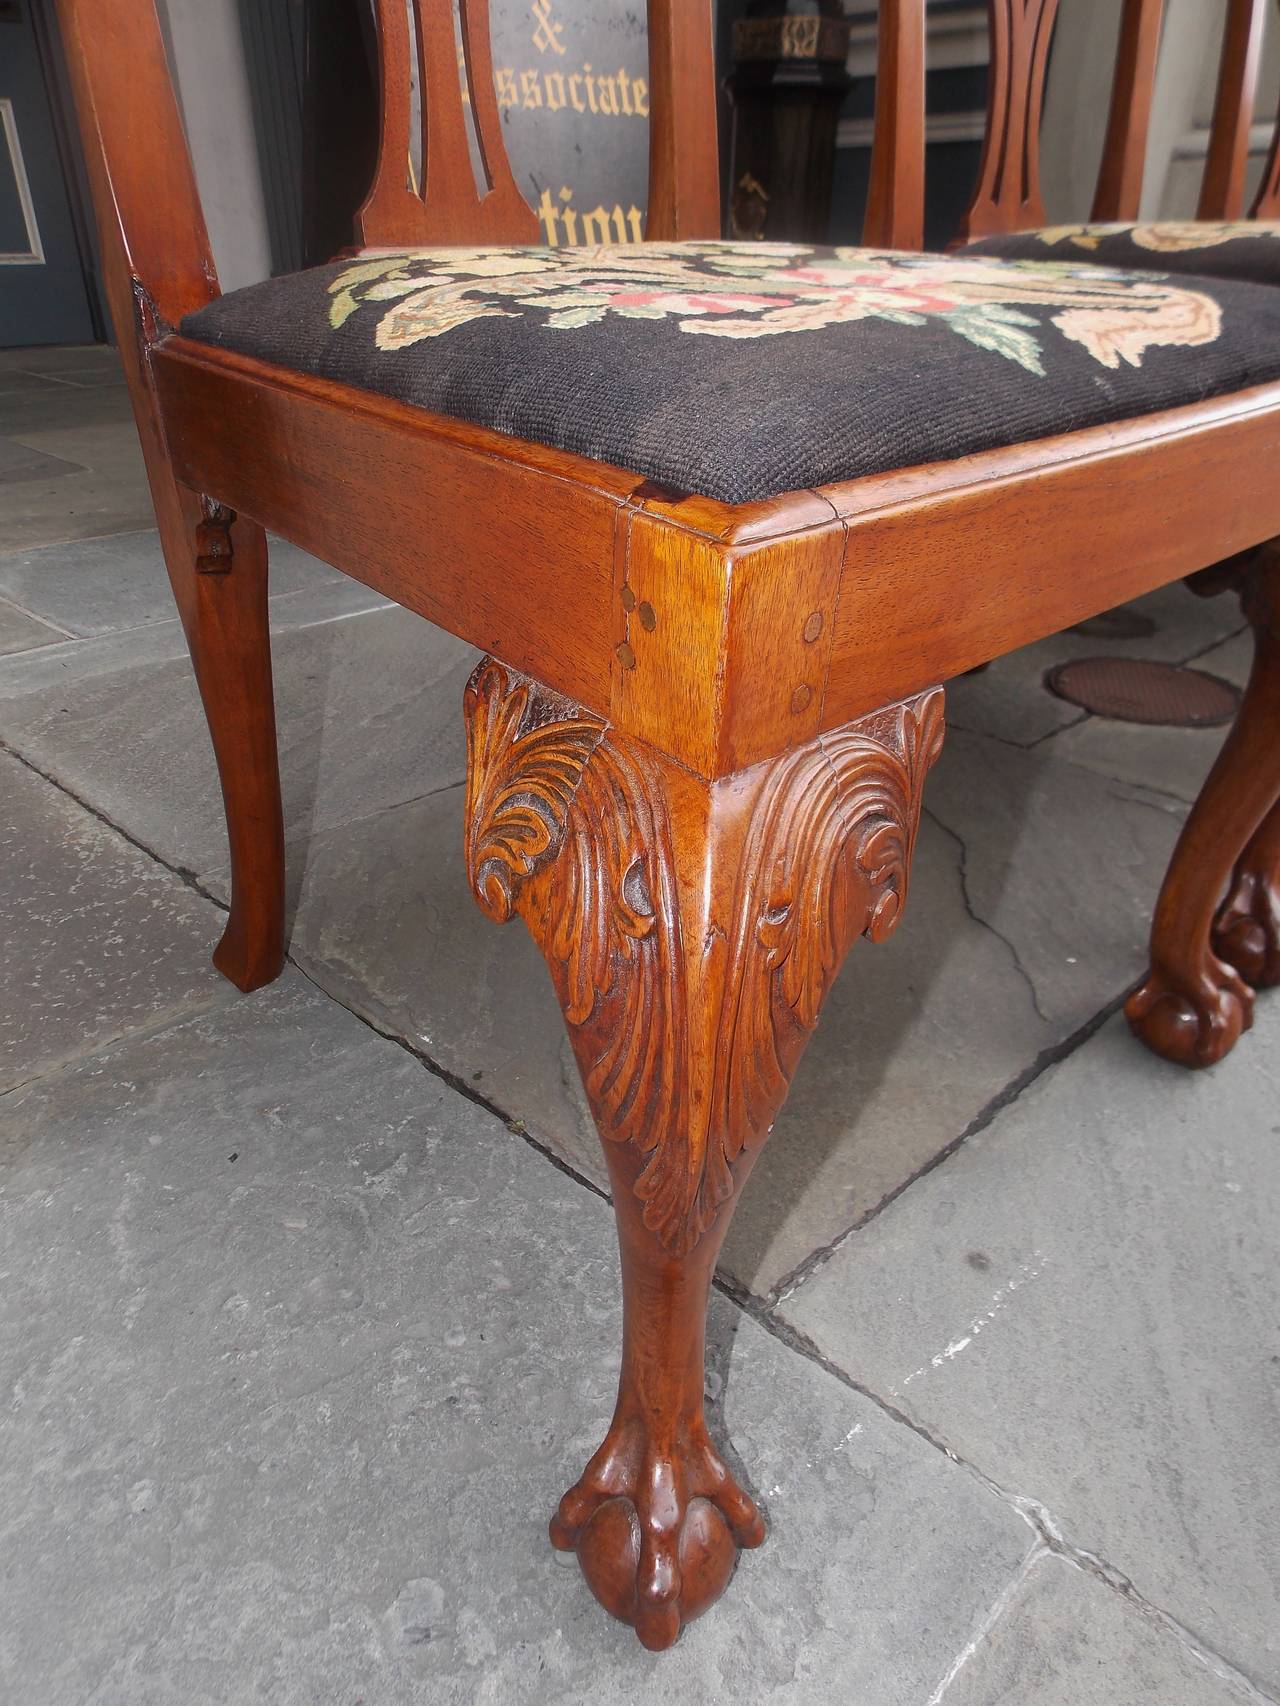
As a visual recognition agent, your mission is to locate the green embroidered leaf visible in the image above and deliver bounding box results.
[327,255,426,330]
[329,289,361,330]
[945,306,1047,376]
[361,276,436,301]
[328,255,418,294]
[708,254,788,276]
[544,305,609,329]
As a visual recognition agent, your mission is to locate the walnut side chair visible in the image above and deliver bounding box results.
[56,0,1280,1651]
[954,0,1280,277]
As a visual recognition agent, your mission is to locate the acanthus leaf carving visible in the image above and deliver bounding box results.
[463,658,944,1255]
[680,691,946,1250]
[463,661,605,923]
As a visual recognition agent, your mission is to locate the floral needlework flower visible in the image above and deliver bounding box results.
[326,244,1222,375]
[1035,221,1280,254]
[1128,222,1280,253]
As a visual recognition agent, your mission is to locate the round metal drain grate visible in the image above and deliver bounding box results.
[1044,657,1240,727]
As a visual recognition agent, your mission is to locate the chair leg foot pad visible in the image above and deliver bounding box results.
[1125,966,1254,1068]
[550,1415,766,1651]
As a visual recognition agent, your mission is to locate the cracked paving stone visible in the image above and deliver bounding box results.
[0,597,66,658]
[0,748,237,1094]
[938,1554,1260,1706]
[779,1006,1280,1693]
[0,416,152,550]
[0,971,1032,1705]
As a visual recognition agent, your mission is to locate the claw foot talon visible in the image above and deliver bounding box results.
[1125,963,1254,1068]
[550,1417,765,1650]
[1213,871,1280,989]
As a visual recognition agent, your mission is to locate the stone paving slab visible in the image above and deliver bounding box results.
[0,529,353,638]
[0,414,152,550]
[924,729,1183,1030]
[0,437,87,484]
[1195,628,1253,688]
[0,750,236,1094]
[270,722,1186,1298]
[0,381,137,446]
[780,1008,1280,1693]
[0,597,67,658]
[940,1556,1259,1706]
[0,371,67,396]
[0,343,123,375]
[946,585,1245,747]
[1048,716,1224,807]
[0,972,1033,1706]
[0,605,477,877]
[40,364,128,390]
[0,574,394,701]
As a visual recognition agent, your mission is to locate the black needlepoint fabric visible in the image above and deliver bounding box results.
[180,242,1280,505]
[962,221,1280,289]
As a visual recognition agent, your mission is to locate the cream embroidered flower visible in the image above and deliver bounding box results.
[325,244,1223,375]
[1035,221,1280,254]
[1129,221,1280,252]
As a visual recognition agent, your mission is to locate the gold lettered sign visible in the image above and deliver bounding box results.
[389,0,649,246]
[491,0,650,243]
[403,1,650,243]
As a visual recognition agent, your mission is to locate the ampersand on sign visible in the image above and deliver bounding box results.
[531,0,566,56]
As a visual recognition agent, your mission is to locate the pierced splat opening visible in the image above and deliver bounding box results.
[359,1,716,250]
[402,1,492,200]
[360,0,539,246]
[454,0,495,196]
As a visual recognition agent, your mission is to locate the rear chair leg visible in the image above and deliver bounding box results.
[1127,543,1280,1066]
[161,487,286,992]
[462,657,944,1648]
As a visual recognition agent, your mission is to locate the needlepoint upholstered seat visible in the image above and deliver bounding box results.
[957,0,1280,288]
[182,243,1280,502]
[962,222,1280,289]
[57,0,1280,1656]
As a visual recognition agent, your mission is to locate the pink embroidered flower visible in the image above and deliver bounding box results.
[328,243,1224,375]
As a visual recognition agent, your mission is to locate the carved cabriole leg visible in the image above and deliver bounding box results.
[463,657,944,1649]
[1127,544,1280,1066]
[164,487,286,992]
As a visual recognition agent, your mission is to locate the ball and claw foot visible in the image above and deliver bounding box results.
[1213,869,1280,990]
[1125,962,1254,1068]
[549,1415,766,1651]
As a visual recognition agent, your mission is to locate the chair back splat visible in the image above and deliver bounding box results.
[355,0,720,249]
[863,0,927,248]
[1200,0,1280,220]
[1091,0,1167,222]
[957,0,1062,241]
[1256,88,1280,219]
